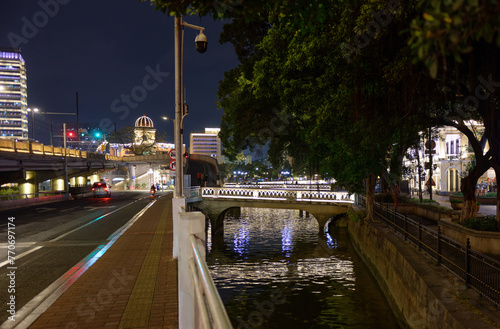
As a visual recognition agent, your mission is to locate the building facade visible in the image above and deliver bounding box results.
[403,122,495,195]
[0,47,28,140]
[189,128,222,161]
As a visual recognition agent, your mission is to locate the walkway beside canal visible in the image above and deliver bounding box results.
[350,195,500,329]
[23,195,178,329]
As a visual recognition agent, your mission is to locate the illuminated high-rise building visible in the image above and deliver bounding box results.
[0,47,28,140]
[189,128,222,161]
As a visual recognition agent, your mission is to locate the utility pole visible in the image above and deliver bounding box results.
[428,126,433,201]
[63,123,68,195]
[76,92,79,141]
[174,16,183,198]
[50,120,53,145]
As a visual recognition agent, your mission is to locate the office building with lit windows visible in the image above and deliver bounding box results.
[0,47,28,140]
[189,128,222,161]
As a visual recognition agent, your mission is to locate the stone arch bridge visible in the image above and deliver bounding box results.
[190,187,355,236]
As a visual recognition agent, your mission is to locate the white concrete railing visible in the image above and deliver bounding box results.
[188,235,233,329]
[174,198,232,329]
[224,182,331,190]
[184,186,201,199]
[201,187,354,203]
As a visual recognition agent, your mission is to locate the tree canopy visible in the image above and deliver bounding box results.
[144,0,500,225]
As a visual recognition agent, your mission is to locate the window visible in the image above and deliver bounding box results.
[446,142,449,154]
[456,139,459,154]
[450,141,454,154]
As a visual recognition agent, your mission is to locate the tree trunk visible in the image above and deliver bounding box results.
[459,158,490,222]
[492,165,500,230]
[459,174,479,223]
[416,143,423,202]
[366,173,375,221]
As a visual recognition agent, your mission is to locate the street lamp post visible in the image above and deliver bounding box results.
[63,123,69,195]
[27,107,39,140]
[174,16,183,198]
[174,15,207,198]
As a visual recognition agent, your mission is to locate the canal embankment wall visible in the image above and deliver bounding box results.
[346,206,500,329]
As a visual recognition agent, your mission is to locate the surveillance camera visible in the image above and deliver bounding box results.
[195,31,207,53]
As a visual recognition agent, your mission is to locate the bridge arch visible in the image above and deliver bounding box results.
[193,200,349,237]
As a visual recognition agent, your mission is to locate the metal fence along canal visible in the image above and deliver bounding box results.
[359,196,500,307]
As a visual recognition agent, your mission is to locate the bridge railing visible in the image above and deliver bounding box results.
[201,187,354,203]
[184,186,201,199]
[223,182,331,190]
[176,201,232,329]
[0,139,120,161]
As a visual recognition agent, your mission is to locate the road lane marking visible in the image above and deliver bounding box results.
[0,199,143,269]
[0,246,43,268]
[0,198,158,329]
[84,206,116,211]
[35,207,56,213]
[60,206,80,212]
[51,202,136,242]
[0,242,36,248]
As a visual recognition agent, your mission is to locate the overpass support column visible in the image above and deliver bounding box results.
[51,178,65,191]
[19,171,37,197]
[129,165,136,190]
[75,176,86,187]
[89,174,100,185]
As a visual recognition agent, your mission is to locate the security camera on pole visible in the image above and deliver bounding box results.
[174,15,207,199]
[173,16,211,329]
[173,15,207,246]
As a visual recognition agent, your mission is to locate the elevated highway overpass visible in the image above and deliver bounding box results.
[0,140,220,197]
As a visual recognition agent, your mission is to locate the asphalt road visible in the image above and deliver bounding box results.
[0,190,169,324]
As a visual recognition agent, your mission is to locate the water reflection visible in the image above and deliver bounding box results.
[281,221,293,256]
[207,208,400,329]
[233,220,250,256]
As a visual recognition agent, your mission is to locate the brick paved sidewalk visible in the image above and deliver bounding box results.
[29,194,178,329]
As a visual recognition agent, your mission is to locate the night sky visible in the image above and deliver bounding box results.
[0,0,239,146]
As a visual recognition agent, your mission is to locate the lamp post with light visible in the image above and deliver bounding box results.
[27,107,39,140]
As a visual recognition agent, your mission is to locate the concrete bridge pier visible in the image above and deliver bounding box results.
[51,177,65,191]
[308,212,336,235]
[19,171,38,196]
[191,202,241,238]
[210,207,241,237]
[70,175,87,187]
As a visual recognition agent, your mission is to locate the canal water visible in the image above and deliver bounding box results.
[207,208,401,329]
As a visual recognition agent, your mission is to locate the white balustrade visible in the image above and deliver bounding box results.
[201,187,354,204]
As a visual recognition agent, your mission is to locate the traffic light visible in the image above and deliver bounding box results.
[94,131,101,138]
[183,152,189,159]
[67,131,75,138]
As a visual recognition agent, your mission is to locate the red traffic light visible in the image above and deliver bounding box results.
[183,152,189,159]
[67,131,74,137]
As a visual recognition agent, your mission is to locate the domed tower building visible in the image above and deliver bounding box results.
[133,114,156,155]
